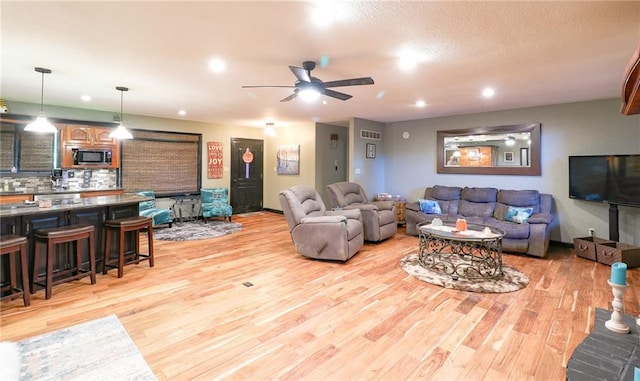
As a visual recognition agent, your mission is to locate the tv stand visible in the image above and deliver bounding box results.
[608,203,619,242]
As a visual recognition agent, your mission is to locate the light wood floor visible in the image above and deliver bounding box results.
[1,211,638,380]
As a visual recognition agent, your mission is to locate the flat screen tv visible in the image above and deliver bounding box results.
[569,155,640,208]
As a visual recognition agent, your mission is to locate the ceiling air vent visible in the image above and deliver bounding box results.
[360,129,381,140]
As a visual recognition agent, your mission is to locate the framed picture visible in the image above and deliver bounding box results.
[504,151,514,163]
[276,144,300,175]
[366,143,376,159]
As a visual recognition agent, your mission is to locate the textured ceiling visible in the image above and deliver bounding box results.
[1,1,639,129]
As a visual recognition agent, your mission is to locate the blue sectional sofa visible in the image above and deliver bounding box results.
[405,185,556,257]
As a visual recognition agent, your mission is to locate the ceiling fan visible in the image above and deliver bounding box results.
[242,61,374,102]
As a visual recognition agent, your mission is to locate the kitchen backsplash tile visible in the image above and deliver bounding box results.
[0,169,117,192]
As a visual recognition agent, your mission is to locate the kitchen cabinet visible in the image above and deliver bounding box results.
[69,207,106,270]
[62,125,116,146]
[80,189,123,198]
[22,211,67,286]
[60,125,120,169]
[0,194,33,205]
[0,216,19,235]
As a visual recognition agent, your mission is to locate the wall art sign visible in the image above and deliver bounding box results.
[207,141,223,179]
[277,144,300,175]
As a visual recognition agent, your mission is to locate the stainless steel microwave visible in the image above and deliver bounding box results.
[72,148,112,165]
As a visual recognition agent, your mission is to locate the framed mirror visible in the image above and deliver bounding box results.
[437,123,541,176]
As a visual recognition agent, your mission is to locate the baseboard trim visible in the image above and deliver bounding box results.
[551,240,573,249]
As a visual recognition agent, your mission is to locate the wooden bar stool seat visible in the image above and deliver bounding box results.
[103,216,154,278]
[0,235,30,307]
[33,225,96,300]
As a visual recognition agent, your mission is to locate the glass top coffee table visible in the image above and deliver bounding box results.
[417,221,506,279]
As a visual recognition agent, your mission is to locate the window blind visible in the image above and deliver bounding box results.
[121,129,201,196]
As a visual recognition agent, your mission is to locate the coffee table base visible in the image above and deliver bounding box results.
[418,232,503,279]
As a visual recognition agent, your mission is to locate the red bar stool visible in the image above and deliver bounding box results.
[103,216,154,278]
[32,225,96,300]
[0,235,30,307]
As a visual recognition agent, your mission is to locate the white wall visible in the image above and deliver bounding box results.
[383,98,640,245]
[315,123,348,206]
[352,118,386,198]
[262,122,317,210]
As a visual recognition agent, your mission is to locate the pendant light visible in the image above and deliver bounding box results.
[109,86,133,140]
[24,67,57,133]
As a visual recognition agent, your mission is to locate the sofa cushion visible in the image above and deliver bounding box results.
[493,203,510,221]
[461,187,498,203]
[498,189,541,213]
[527,213,554,224]
[430,185,462,201]
[458,199,495,218]
[485,218,531,239]
[506,206,534,224]
[418,199,442,214]
[378,209,397,225]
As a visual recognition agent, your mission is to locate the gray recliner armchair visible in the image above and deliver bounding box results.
[326,181,397,242]
[279,185,364,262]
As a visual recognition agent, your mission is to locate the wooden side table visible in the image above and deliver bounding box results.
[394,197,406,226]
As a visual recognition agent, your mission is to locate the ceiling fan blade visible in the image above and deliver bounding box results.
[289,66,311,83]
[324,89,352,101]
[323,77,375,88]
[280,93,297,102]
[242,85,295,88]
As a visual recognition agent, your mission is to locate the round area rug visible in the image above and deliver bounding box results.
[400,253,529,293]
[153,220,243,241]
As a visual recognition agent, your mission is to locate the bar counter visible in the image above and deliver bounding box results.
[0,194,151,296]
[0,194,149,218]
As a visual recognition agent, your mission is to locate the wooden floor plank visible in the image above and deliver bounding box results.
[1,211,638,380]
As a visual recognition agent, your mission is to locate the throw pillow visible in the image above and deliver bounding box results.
[418,199,442,214]
[505,206,534,224]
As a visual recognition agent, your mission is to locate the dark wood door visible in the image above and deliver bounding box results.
[230,138,263,214]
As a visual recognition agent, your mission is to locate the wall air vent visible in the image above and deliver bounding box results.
[360,129,381,140]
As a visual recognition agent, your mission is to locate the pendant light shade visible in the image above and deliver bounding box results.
[109,86,133,140]
[25,67,57,133]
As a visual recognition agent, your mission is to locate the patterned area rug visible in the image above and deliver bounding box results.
[153,220,243,241]
[400,253,529,293]
[17,315,156,381]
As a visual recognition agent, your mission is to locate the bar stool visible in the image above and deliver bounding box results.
[0,235,30,307]
[32,225,96,300]
[103,216,154,278]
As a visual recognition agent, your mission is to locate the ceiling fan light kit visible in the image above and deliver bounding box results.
[25,67,58,134]
[242,60,374,103]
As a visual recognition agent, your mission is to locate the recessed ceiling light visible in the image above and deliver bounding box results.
[208,58,226,73]
[312,3,337,27]
[178,109,186,116]
[398,55,418,71]
[482,87,495,98]
[416,100,426,107]
[80,95,91,102]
